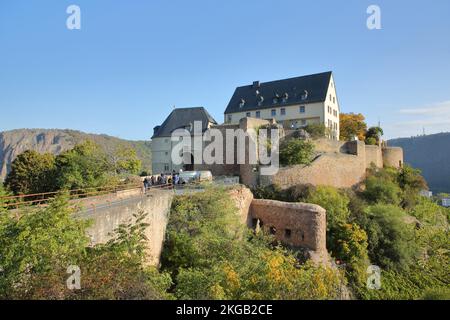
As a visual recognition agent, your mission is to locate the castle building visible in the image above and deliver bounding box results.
[150,107,217,174]
[224,71,340,140]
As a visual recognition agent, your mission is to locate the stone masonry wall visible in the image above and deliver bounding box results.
[365,145,383,168]
[75,189,174,266]
[259,139,403,190]
[383,147,404,168]
[261,152,367,189]
[228,186,329,265]
[250,199,328,264]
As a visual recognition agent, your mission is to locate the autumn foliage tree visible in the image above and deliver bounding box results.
[339,113,367,141]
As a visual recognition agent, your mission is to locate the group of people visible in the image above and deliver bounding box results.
[142,171,184,192]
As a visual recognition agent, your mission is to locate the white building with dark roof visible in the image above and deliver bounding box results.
[224,71,340,140]
[150,107,217,174]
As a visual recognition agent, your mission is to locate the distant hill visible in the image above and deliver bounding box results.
[0,129,152,181]
[389,132,450,194]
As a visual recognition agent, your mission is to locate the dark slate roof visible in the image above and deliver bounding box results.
[152,107,217,139]
[224,71,332,114]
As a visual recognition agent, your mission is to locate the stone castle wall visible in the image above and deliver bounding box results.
[258,139,403,190]
[383,147,404,168]
[196,117,404,190]
[228,186,329,265]
[261,152,367,189]
[75,189,174,266]
[250,199,328,264]
[74,185,329,267]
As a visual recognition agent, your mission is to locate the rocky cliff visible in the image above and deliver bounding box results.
[0,129,152,181]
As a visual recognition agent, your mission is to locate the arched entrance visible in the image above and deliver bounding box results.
[183,153,194,171]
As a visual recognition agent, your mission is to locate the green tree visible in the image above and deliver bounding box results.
[360,224,449,300]
[4,150,56,195]
[162,187,245,273]
[306,186,350,230]
[362,204,419,270]
[362,167,402,205]
[397,165,428,208]
[409,197,448,227]
[109,146,142,176]
[331,223,370,288]
[279,139,315,166]
[365,127,383,145]
[305,186,370,288]
[55,140,113,190]
[0,194,90,299]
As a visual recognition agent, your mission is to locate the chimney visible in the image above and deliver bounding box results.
[253,81,260,88]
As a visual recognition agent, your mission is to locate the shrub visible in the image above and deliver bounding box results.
[362,204,419,270]
[364,137,377,145]
[330,223,370,288]
[409,197,448,227]
[174,238,346,300]
[279,139,315,166]
[306,186,350,230]
[363,175,402,206]
[161,187,245,273]
[304,123,328,139]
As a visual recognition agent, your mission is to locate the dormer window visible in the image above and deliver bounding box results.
[301,90,308,100]
[273,93,280,104]
[282,92,289,102]
[257,95,264,106]
[239,99,245,108]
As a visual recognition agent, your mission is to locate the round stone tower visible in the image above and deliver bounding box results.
[382,147,404,168]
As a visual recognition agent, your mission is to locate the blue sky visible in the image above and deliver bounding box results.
[1,0,449,140]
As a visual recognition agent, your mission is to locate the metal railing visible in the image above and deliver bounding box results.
[0,182,175,210]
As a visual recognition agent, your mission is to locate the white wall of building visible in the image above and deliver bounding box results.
[225,102,324,126]
[324,74,340,140]
[224,76,340,140]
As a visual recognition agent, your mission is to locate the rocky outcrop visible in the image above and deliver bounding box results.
[0,129,152,181]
